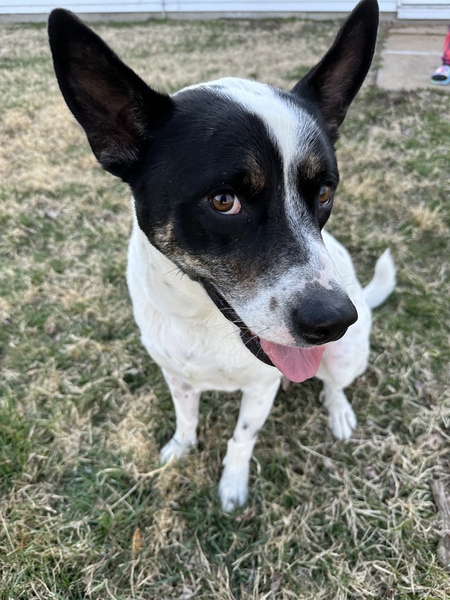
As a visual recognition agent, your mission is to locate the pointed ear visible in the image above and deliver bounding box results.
[48,9,173,180]
[291,0,379,143]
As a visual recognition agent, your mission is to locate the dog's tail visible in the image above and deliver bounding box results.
[363,249,396,310]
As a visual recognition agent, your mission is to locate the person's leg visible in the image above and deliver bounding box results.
[431,25,450,84]
[441,24,450,65]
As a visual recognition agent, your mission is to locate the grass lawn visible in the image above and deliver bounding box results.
[1,15,449,600]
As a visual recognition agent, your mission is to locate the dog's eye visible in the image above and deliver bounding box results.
[318,184,333,205]
[209,192,242,215]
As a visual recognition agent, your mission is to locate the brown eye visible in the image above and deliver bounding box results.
[319,184,333,205]
[209,192,242,215]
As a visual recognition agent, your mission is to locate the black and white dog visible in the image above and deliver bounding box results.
[48,0,395,511]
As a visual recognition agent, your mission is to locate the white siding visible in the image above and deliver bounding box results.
[0,0,160,14]
[0,0,397,16]
[6,0,450,18]
[163,1,396,10]
[398,1,450,19]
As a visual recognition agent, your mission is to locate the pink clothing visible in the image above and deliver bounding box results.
[442,25,450,65]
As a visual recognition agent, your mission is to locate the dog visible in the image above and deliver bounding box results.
[48,0,395,511]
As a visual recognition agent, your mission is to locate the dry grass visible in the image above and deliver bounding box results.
[1,16,449,600]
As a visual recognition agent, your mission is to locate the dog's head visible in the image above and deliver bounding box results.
[48,0,379,382]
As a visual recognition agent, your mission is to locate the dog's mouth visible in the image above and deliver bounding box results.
[202,281,325,383]
[202,281,274,367]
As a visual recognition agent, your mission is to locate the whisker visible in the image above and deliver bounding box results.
[163,266,182,277]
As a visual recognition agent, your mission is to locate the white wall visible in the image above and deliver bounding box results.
[0,0,398,16]
[3,0,449,19]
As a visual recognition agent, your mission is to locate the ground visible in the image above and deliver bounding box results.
[0,16,449,600]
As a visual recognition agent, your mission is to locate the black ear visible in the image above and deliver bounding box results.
[48,9,173,180]
[292,0,379,143]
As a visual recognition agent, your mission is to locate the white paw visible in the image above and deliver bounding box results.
[160,436,196,465]
[321,389,357,441]
[327,405,357,440]
[219,465,249,512]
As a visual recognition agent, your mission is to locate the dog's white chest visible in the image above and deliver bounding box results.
[140,311,250,390]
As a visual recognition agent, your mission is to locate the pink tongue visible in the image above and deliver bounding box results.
[260,339,325,383]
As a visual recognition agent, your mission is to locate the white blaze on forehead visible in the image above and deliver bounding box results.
[175,77,319,171]
[206,77,320,170]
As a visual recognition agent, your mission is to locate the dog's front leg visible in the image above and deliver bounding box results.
[316,340,365,441]
[160,370,200,464]
[219,377,280,512]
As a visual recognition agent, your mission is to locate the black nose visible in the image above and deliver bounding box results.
[291,289,358,345]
